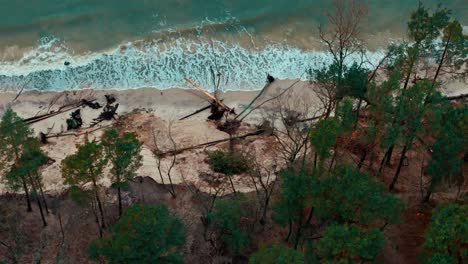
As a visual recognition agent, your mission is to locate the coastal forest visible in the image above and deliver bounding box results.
[0,1,467,263]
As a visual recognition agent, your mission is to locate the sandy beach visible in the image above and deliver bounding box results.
[0,79,323,195]
[0,78,466,195]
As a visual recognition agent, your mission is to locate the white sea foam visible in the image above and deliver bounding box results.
[0,36,387,92]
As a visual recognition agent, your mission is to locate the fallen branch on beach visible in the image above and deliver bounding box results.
[184,77,231,111]
[447,93,468,101]
[161,129,265,156]
[24,101,86,125]
[12,80,31,102]
[235,82,270,120]
[239,75,304,122]
[44,125,112,139]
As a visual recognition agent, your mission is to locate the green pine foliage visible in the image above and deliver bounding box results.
[250,244,304,264]
[315,224,385,263]
[61,138,107,187]
[208,197,251,253]
[88,203,186,263]
[422,203,467,263]
[102,129,143,215]
[315,166,404,225]
[207,150,250,176]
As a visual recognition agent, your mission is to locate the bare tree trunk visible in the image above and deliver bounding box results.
[227,175,237,196]
[91,200,103,238]
[92,180,106,229]
[313,152,318,169]
[28,173,47,227]
[38,183,49,214]
[379,145,394,172]
[21,177,32,212]
[285,218,293,242]
[389,143,409,191]
[357,148,368,170]
[432,34,451,89]
[423,189,432,203]
[354,98,362,129]
[117,185,122,217]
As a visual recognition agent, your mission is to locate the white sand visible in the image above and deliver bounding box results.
[0,78,465,195]
[0,80,321,194]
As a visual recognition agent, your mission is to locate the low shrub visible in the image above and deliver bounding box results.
[207,150,250,175]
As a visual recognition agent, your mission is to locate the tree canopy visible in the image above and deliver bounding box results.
[422,203,467,263]
[89,203,186,263]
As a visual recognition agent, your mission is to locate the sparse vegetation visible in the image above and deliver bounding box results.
[207,150,251,176]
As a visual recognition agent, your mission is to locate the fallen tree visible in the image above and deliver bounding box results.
[161,129,265,156]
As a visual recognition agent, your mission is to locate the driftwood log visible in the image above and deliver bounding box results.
[161,129,265,156]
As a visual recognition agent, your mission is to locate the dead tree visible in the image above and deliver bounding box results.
[151,122,178,198]
[265,90,320,167]
[316,0,367,116]
[247,153,279,225]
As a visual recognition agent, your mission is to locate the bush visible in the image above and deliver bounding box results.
[250,244,304,264]
[208,197,250,254]
[422,203,467,263]
[207,150,250,175]
[88,203,186,263]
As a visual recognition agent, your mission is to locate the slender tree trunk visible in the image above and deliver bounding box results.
[357,148,368,170]
[92,180,106,229]
[354,98,362,129]
[227,175,237,196]
[383,45,419,171]
[294,225,302,250]
[58,211,65,242]
[117,185,122,217]
[305,207,314,225]
[91,200,103,238]
[379,145,394,172]
[313,152,318,169]
[35,192,47,227]
[389,143,409,191]
[38,183,49,214]
[28,173,46,227]
[385,145,394,166]
[328,146,337,172]
[260,195,270,225]
[423,189,432,203]
[285,218,293,242]
[432,35,451,89]
[21,177,32,212]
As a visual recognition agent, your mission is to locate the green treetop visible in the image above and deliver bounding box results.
[422,203,467,263]
[208,197,251,254]
[62,137,108,235]
[88,203,186,264]
[315,224,385,263]
[0,108,34,212]
[315,166,404,226]
[102,129,143,216]
[250,244,304,264]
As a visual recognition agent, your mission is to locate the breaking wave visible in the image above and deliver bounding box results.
[0,36,386,92]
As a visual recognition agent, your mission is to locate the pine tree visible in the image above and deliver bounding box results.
[315,224,384,262]
[0,108,33,212]
[208,197,251,254]
[250,244,304,264]
[272,168,317,249]
[62,137,107,236]
[88,203,186,263]
[102,129,143,216]
[422,203,467,263]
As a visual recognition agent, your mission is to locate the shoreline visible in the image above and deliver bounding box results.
[0,78,466,195]
[0,79,317,195]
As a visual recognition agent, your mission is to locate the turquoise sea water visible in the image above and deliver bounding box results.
[0,0,466,91]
